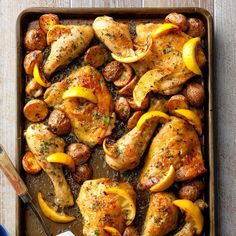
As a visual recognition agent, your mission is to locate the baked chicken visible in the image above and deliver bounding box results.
[44,25,94,77]
[143,192,178,236]
[24,123,74,207]
[77,178,136,236]
[44,65,115,147]
[139,116,206,190]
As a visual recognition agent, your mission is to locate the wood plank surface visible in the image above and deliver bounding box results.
[0,1,70,235]
[71,0,142,7]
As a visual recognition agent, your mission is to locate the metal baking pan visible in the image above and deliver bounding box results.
[16,7,214,236]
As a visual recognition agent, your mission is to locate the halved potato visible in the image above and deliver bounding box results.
[114,64,133,87]
[166,94,189,112]
[22,151,41,174]
[127,111,144,131]
[39,14,59,33]
[24,50,43,75]
[118,75,139,96]
[25,79,43,98]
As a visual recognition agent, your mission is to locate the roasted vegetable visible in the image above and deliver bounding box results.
[166,94,189,112]
[115,97,131,121]
[123,226,139,236]
[24,28,46,51]
[24,50,43,75]
[25,79,43,98]
[187,18,206,38]
[118,75,139,96]
[66,143,91,165]
[48,109,71,135]
[84,45,109,68]
[22,151,41,174]
[114,64,133,87]
[127,96,149,111]
[73,164,93,184]
[39,14,59,33]
[127,111,144,131]
[103,61,124,82]
[23,99,48,122]
[165,13,189,31]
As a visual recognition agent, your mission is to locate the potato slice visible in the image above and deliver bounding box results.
[23,99,49,122]
[118,75,139,96]
[25,79,43,98]
[39,14,59,33]
[166,94,189,112]
[24,50,43,75]
[22,151,41,174]
[84,45,109,68]
[133,68,171,107]
[114,64,133,87]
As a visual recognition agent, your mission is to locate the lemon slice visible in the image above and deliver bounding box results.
[104,226,122,236]
[136,111,170,129]
[62,86,98,103]
[150,165,175,192]
[47,153,75,172]
[182,37,202,75]
[33,63,51,87]
[38,192,75,223]
[104,187,136,225]
[111,36,152,63]
[152,23,179,38]
[173,199,204,234]
[173,109,202,135]
[103,138,115,157]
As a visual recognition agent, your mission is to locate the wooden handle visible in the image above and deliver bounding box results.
[0,145,28,196]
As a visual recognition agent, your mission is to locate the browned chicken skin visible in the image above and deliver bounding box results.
[143,192,179,236]
[139,116,206,190]
[77,178,136,236]
[44,25,94,77]
[24,123,74,207]
[44,66,115,147]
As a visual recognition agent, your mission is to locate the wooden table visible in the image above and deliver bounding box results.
[0,0,235,235]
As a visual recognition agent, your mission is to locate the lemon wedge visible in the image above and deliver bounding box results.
[104,226,122,236]
[182,37,202,75]
[173,109,202,135]
[62,86,98,103]
[38,192,75,223]
[136,111,170,129]
[104,187,136,225]
[173,199,204,234]
[152,23,179,38]
[111,36,152,63]
[33,63,51,87]
[150,165,175,192]
[47,153,75,172]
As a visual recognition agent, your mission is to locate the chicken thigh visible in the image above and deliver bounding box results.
[139,116,206,190]
[44,66,115,147]
[143,192,178,236]
[44,25,94,77]
[77,178,136,236]
[24,123,74,207]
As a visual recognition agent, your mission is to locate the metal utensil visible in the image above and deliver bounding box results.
[0,144,51,236]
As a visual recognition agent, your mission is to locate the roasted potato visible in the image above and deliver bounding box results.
[73,164,93,184]
[24,28,46,51]
[127,111,144,131]
[39,14,59,33]
[183,82,205,107]
[178,179,204,202]
[23,99,48,122]
[84,45,109,68]
[127,96,150,111]
[123,226,139,236]
[25,79,43,98]
[24,50,43,75]
[118,75,139,96]
[102,61,124,82]
[186,18,206,38]
[48,109,71,135]
[166,94,189,112]
[22,151,41,174]
[114,64,133,87]
[165,12,189,31]
[66,143,91,165]
[115,97,131,121]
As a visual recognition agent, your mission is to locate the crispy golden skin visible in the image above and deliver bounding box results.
[143,192,178,236]
[44,25,94,77]
[24,123,74,207]
[44,66,114,147]
[92,16,133,55]
[139,116,206,190]
[77,178,136,236]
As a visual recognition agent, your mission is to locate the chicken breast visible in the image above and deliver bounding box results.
[44,25,94,77]
[139,116,206,190]
[24,123,74,207]
[44,66,115,147]
[143,192,178,236]
[77,178,136,236]
[92,16,133,55]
